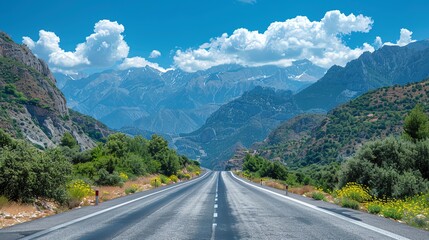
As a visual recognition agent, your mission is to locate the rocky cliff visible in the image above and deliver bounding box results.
[0,32,111,149]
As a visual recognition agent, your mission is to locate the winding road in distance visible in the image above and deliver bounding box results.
[1,171,428,240]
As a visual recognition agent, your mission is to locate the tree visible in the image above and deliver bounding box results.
[60,132,78,148]
[403,104,429,142]
[159,150,180,176]
[148,135,168,157]
[0,141,72,203]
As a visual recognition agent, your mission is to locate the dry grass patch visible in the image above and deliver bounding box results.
[0,201,57,229]
[290,185,315,195]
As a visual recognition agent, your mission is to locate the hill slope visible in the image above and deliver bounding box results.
[177,86,301,168]
[258,78,429,167]
[0,32,111,149]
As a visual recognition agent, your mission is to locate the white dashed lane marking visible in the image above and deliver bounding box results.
[211,172,220,240]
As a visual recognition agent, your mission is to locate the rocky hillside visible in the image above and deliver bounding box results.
[257,78,429,167]
[295,40,429,111]
[0,32,111,149]
[176,86,300,168]
[59,60,325,134]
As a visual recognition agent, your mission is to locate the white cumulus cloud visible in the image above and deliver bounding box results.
[118,57,166,72]
[383,28,416,47]
[22,19,162,73]
[174,10,376,72]
[149,50,161,58]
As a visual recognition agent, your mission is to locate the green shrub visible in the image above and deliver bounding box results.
[311,192,326,201]
[382,207,403,220]
[159,175,170,184]
[169,175,179,183]
[125,184,139,195]
[0,142,72,203]
[341,198,360,210]
[67,179,93,201]
[336,182,373,203]
[96,169,123,186]
[177,172,186,179]
[367,203,382,214]
[0,195,9,209]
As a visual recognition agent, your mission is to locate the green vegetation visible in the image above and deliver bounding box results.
[0,195,9,209]
[340,198,360,210]
[245,102,429,229]
[125,184,139,195]
[259,80,429,168]
[60,132,78,148]
[69,109,112,143]
[0,129,200,206]
[0,130,72,203]
[311,191,326,201]
[403,104,429,142]
[242,154,288,180]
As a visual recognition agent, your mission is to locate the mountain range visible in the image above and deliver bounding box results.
[179,40,429,168]
[0,32,111,149]
[295,40,429,111]
[58,60,326,134]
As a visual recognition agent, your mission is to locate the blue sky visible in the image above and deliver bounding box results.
[1,0,428,73]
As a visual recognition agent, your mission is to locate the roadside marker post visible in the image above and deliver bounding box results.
[260,179,263,185]
[285,184,289,196]
[95,190,99,206]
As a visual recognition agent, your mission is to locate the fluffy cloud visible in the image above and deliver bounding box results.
[118,57,166,72]
[149,50,161,58]
[174,10,376,72]
[380,28,416,47]
[22,20,160,73]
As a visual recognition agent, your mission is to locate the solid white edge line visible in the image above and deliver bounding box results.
[21,171,211,240]
[229,172,410,240]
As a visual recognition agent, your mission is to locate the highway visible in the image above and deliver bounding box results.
[1,171,428,240]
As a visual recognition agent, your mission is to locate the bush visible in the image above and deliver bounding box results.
[336,182,373,203]
[341,198,360,210]
[311,192,326,201]
[159,175,170,184]
[0,142,72,203]
[169,175,179,183]
[125,184,139,195]
[119,172,129,182]
[67,179,93,201]
[339,137,429,199]
[367,203,382,214]
[177,172,186,179]
[0,195,9,209]
[96,169,123,186]
[382,207,403,220]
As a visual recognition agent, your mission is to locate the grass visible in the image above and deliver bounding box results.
[341,198,360,210]
[311,192,326,201]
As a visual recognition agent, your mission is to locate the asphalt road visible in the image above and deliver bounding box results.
[1,171,428,240]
